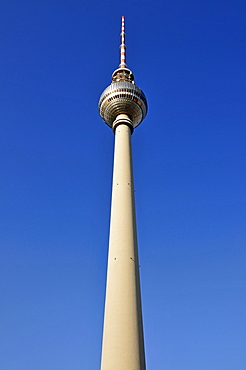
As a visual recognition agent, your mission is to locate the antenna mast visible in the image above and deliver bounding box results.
[120,16,126,68]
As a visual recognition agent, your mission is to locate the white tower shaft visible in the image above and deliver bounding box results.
[100,115,146,369]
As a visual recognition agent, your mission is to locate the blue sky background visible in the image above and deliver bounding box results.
[1,0,246,369]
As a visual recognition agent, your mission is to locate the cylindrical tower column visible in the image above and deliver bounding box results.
[100,115,146,370]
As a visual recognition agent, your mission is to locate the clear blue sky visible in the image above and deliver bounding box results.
[1,0,246,369]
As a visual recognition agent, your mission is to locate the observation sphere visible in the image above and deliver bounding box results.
[99,68,148,130]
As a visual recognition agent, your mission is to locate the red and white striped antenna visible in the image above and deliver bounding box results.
[119,16,126,68]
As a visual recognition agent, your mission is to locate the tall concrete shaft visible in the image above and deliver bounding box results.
[98,17,148,369]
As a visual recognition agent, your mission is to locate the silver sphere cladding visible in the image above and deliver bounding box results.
[98,81,148,129]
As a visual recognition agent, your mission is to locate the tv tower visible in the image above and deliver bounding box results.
[98,16,148,369]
